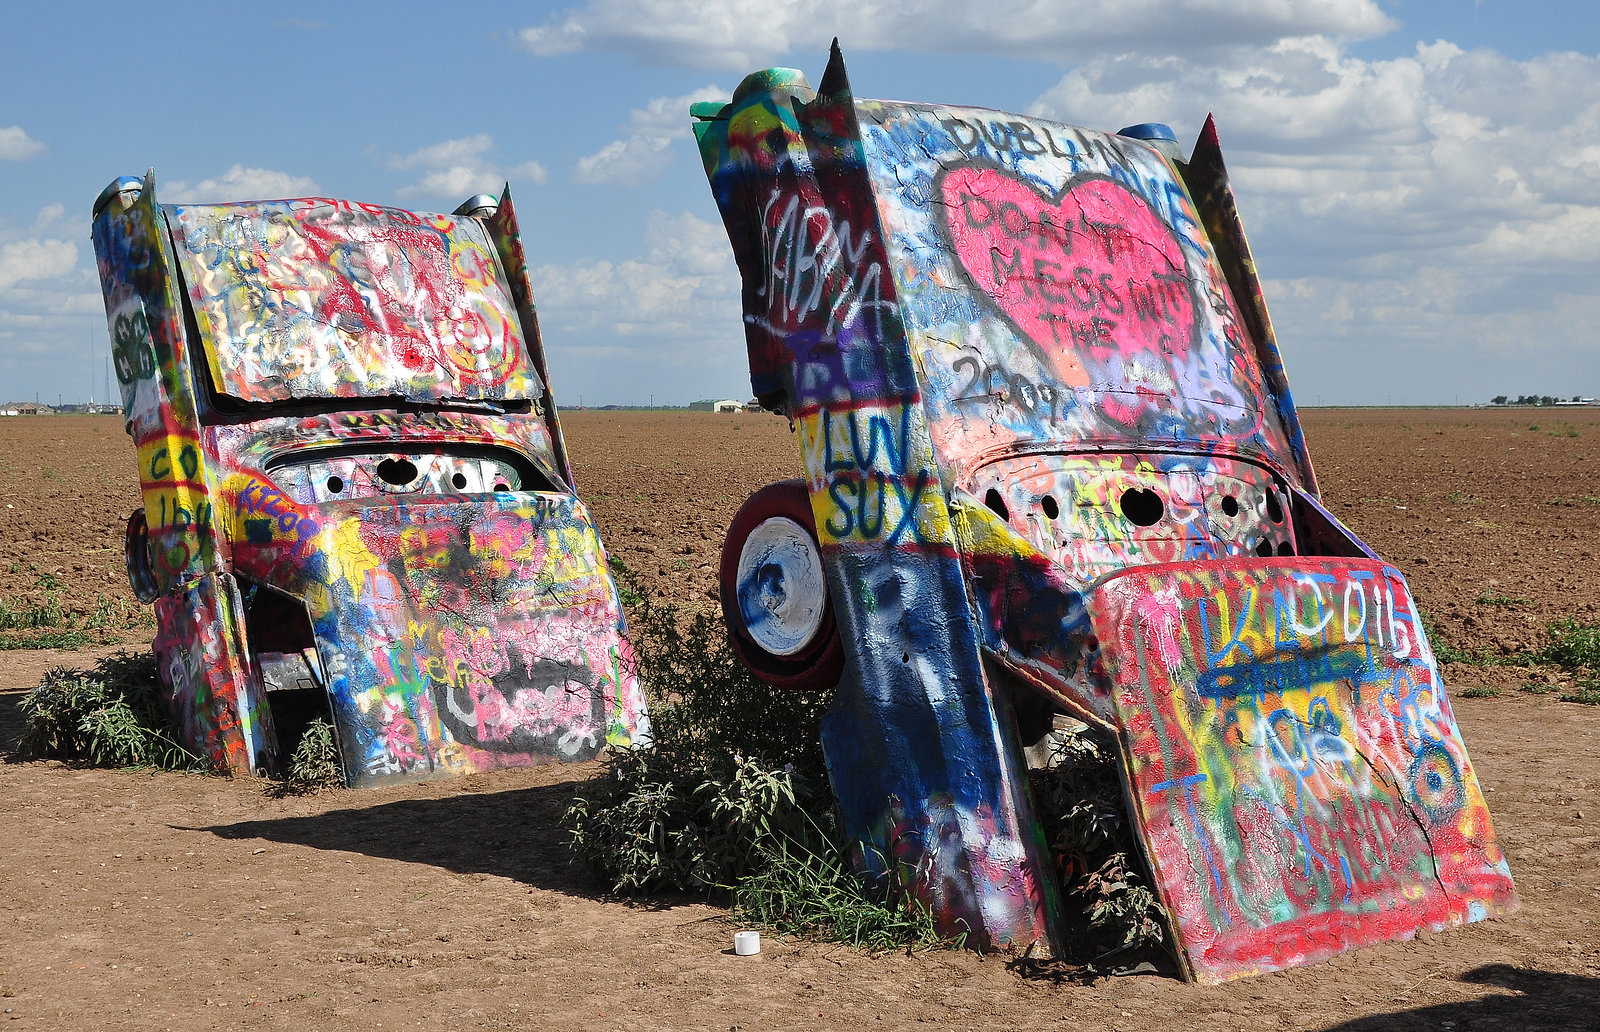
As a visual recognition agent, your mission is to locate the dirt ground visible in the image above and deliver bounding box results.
[1,408,1598,1031]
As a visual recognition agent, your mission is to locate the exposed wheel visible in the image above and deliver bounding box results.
[124,508,159,603]
[720,480,844,691]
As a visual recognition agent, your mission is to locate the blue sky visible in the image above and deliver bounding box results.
[2,0,1596,407]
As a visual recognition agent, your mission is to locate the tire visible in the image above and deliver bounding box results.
[720,480,844,692]
[124,508,159,603]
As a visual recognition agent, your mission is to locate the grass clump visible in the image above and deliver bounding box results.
[0,577,153,651]
[565,560,947,951]
[1460,685,1501,699]
[1559,683,1600,705]
[17,652,210,771]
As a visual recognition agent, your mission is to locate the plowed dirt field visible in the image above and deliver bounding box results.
[1,409,1597,1031]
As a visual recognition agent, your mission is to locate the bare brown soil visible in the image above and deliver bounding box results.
[1,408,1598,1031]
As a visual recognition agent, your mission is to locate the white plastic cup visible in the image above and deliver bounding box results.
[734,930,761,956]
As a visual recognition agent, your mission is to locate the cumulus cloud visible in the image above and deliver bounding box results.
[1023,39,1600,398]
[0,237,77,291]
[386,134,548,199]
[574,85,726,185]
[519,0,1394,70]
[0,216,100,386]
[531,210,738,346]
[1027,40,1600,267]
[0,126,46,161]
[163,165,320,202]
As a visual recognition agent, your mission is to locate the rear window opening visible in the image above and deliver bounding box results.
[267,445,562,504]
[965,451,1304,582]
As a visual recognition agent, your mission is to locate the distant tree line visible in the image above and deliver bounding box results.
[1489,395,1589,406]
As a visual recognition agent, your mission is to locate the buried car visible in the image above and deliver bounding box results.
[91,174,648,787]
[693,48,1517,981]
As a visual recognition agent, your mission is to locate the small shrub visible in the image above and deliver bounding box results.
[1030,725,1169,963]
[1460,685,1501,699]
[277,718,342,793]
[565,562,948,948]
[1539,619,1600,673]
[17,652,211,771]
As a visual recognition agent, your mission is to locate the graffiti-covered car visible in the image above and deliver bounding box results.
[693,48,1517,982]
[91,174,648,787]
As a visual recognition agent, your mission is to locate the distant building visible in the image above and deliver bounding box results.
[712,399,744,413]
[0,401,51,416]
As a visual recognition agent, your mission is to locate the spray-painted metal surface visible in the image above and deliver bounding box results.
[693,47,1516,981]
[91,174,648,787]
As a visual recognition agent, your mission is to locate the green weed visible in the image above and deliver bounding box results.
[1460,685,1501,699]
[1559,682,1600,705]
[273,718,342,794]
[0,579,152,650]
[609,558,645,608]
[563,564,950,949]
[1540,619,1600,672]
[1474,589,1529,608]
[1031,727,1168,962]
[17,652,211,771]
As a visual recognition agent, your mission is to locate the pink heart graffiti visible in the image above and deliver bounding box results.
[938,166,1193,388]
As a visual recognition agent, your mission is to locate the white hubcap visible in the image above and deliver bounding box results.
[735,516,827,656]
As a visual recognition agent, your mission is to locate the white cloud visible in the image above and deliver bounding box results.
[0,126,46,161]
[531,210,739,347]
[1023,39,1600,400]
[0,216,100,393]
[163,165,320,201]
[0,238,77,291]
[1027,40,1600,257]
[389,134,494,171]
[386,135,548,199]
[519,0,1394,70]
[574,85,726,185]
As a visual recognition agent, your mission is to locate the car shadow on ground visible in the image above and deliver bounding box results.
[189,781,693,908]
[0,690,27,754]
[1321,964,1599,1031]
